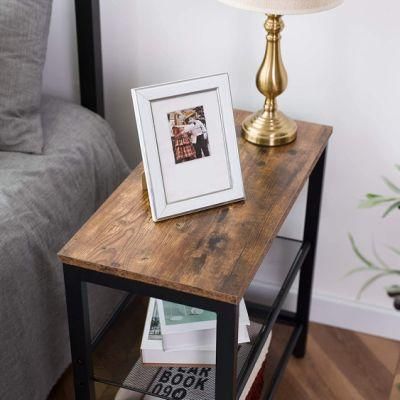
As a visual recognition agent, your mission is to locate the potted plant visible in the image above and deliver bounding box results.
[348,165,400,310]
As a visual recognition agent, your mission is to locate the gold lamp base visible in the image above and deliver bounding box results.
[243,14,298,147]
[242,109,297,146]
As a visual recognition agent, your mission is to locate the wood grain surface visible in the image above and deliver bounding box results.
[58,110,332,304]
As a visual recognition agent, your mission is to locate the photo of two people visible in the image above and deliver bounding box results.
[168,106,210,164]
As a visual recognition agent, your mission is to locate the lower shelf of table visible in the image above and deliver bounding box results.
[91,298,303,400]
[90,236,306,399]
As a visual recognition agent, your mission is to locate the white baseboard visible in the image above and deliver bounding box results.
[246,279,400,341]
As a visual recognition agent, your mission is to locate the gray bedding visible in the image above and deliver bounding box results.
[0,97,130,400]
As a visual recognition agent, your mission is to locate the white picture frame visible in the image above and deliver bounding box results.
[131,73,245,222]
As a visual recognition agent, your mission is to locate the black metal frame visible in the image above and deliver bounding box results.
[63,147,327,400]
[63,265,241,400]
[75,0,104,117]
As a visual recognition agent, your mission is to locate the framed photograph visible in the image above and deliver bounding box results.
[131,74,245,222]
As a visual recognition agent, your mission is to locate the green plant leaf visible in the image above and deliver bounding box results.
[359,195,397,209]
[388,246,400,256]
[357,272,391,299]
[372,240,390,270]
[395,164,400,172]
[382,200,400,217]
[349,234,375,269]
[386,285,400,297]
[382,177,400,194]
[343,267,370,279]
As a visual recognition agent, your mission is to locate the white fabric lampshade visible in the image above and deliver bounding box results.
[218,0,343,15]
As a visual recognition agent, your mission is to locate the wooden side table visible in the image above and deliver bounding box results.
[58,110,332,400]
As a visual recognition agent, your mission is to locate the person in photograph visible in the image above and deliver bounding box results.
[187,115,210,159]
[171,113,196,163]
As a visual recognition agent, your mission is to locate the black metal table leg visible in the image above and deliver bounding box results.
[294,148,327,358]
[216,302,239,400]
[64,264,95,399]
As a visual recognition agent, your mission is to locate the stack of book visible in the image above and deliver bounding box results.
[115,298,273,400]
[141,298,251,365]
[115,316,272,400]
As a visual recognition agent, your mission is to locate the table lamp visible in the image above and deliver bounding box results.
[218,0,343,146]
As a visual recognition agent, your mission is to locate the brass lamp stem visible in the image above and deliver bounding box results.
[242,14,297,147]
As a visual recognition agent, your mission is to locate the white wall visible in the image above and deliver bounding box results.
[43,0,79,103]
[43,0,400,338]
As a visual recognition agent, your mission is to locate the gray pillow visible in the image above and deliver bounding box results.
[0,0,53,154]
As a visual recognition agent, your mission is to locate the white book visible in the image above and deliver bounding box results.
[156,298,250,351]
[141,299,216,365]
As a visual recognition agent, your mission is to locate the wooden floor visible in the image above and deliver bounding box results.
[49,298,400,400]
[272,324,400,400]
